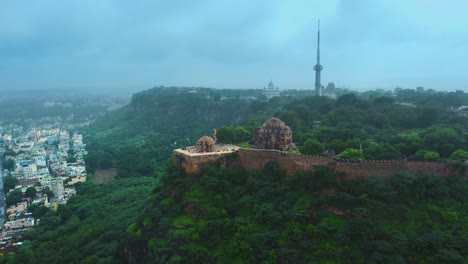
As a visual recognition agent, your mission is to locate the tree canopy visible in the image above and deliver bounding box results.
[7,87,468,263]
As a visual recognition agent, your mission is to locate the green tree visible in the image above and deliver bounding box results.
[6,189,23,207]
[328,139,346,154]
[42,188,55,199]
[390,172,417,200]
[2,158,15,170]
[449,149,468,161]
[300,138,324,155]
[424,151,440,160]
[99,159,113,169]
[390,133,422,157]
[25,186,37,199]
[28,204,50,218]
[4,149,18,157]
[3,175,19,192]
[216,126,251,144]
[338,148,364,161]
[422,127,463,157]
[364,143,403,160]
[415,150,440,160]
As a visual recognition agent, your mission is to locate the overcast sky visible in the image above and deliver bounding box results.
[1,0,467,92]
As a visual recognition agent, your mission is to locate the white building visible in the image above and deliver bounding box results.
[263,81,280,99]
[4,218,35,230]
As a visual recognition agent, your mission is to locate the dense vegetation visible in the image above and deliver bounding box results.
[84,87,468,177]
[5,87,468,263]
[0,177,155,264]
[126,164,468,263]
[83,87,279,177]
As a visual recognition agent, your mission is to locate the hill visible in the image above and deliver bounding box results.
[5,87,468,264]
[125,164,468,263]
[83,87,284,177]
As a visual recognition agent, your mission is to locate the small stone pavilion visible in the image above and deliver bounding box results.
[173,130,239,174]
[173,117,294,174]
[195,136,216,153]
[253,117,293,151]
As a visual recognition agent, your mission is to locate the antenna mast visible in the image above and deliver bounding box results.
[313,19,323,96]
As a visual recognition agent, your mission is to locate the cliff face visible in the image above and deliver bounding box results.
[173,150,240,177]
[130,87,255,127]
[86,87,263,177]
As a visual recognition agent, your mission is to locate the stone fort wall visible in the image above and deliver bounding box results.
[173,151,226,175]
[174,148,461,179]
[237,148,460,179]
[173,149,239,175]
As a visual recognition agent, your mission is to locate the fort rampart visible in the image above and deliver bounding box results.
[237,148,460,179]
[174,148,461,179]
[173,148,238,175]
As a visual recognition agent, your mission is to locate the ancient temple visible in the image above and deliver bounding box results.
[195,136,216,153]
[253,117,293,151]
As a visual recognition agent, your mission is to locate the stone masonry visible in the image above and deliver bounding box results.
[253,117,293,151]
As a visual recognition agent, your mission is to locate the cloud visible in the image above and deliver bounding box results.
[0,0,467,91]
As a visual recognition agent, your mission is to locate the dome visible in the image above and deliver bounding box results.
[268,81,275,90]
[262,117,285,128]
[196,136,215,145]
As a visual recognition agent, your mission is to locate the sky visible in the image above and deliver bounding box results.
[1,0,468,92]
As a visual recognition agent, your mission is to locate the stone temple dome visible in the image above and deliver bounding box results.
[264,117,285,128]
[196,136,216,153]
[253,117,293,151]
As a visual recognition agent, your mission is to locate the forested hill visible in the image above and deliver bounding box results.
[84,87,274,177]
[125,165,468,263]
[96,87,468,263]
[85,87,468,179]
[8,87,468,264]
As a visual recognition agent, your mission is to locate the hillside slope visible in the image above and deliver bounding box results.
[125,165,468,263]
[7,87,468,264]
[84,87,276,177]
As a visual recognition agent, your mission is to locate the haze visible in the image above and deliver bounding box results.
[1,0,467,92]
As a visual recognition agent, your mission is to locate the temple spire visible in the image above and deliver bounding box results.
[314,19,323,96]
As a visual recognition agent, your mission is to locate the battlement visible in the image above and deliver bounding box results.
[237,148,460,179]
[174,147,462,179]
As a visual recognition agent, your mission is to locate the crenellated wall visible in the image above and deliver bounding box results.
[237,148,331,175]
[174,147,462,179]
[237,148,460,179]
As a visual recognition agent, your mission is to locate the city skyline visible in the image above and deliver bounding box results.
[1,0,468,92]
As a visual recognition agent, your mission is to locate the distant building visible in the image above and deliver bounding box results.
[4,217,35,230]
[395,102,416,108]
[7,202,28,215]
[324,82,336,95]
[263,81,280,99]
[456,105,468,117]
[68,176,86,185]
